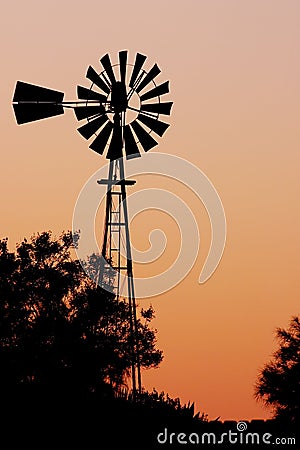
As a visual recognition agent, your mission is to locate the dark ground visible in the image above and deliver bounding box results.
[0,390,297,449]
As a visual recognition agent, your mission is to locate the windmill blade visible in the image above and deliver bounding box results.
[13,81,64,103]
[89,121,113,154]
[129,53,147,88]
[131,120,158,152]
[86,66,110,94]
[140,102,173,116]
[106,124,123,160]
[135,64,161,93]
[77,114,108,140]
[77,86,107,103]
[140,81,169,102]
[136,114,169,137]
[74,105,105,121]
[100,54,116,85]
[119,50,127,84]
[13,104,64,125]
[124,124,141,159]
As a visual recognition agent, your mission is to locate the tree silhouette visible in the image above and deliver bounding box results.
[255,316,300,425]
[0,231,162,398]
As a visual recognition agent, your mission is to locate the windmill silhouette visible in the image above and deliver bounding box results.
[12,50,173,396]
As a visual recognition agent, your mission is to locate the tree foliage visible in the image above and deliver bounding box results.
[0,231,162,396]
[255,316,300,424]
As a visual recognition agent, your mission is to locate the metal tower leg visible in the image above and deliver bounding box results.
[98,158,141,397]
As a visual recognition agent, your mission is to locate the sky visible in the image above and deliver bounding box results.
[1,0,300,420]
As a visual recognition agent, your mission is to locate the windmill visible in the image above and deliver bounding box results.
[12,50,173,396]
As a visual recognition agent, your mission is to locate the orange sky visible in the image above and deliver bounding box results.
[1,0,300,420]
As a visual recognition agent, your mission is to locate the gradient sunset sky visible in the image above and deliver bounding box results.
[1,0,300,420]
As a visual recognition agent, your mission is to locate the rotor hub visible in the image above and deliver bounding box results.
[110,81,128,113]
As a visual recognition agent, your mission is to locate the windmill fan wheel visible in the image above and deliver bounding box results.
[74,51,173,160]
